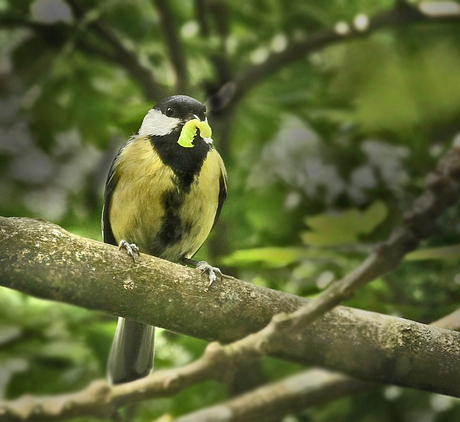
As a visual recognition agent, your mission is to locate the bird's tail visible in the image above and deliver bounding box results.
[108,317,155,384]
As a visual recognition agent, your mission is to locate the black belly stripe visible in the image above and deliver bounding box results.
[147,131,212,257]
[148,187,192,257]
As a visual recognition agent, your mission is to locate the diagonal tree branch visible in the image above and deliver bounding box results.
[205,142,460,393]
[172,308,460,422]
[170,370,369,422]
[0,343,230,422]
[0,306,459,422]
[208,1,460,111]
[152,0,189,93]
[286,142,460,328]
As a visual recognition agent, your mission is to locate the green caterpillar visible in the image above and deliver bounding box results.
[177,119,212,148]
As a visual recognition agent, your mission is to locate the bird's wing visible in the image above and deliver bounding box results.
[102,141,131,246]
[213,154,228,228]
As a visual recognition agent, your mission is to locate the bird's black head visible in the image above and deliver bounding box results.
[138,95,207,137]
[138,96,213,189]
[154,95,207,122]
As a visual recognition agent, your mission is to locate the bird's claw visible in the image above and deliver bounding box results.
[196,261,222,289]
[119,240,140,262]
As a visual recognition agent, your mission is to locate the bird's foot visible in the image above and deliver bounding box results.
[195,261,222,289]
[119,240,140,262]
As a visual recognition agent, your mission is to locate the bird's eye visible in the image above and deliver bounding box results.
[165,107,175,117]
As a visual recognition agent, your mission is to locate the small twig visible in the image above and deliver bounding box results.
[0,344,227,421]
[172,306,460,422]
[286,144,460,329]
[210,1,460,109]
[152,0,189,92]
[66,0,168,100]
[0,9,168,101]
[0,13,121,63]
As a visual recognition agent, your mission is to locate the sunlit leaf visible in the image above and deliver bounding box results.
[301,201,388,246]
[0,326,22,347]
[223,247,309,268]
[406,244,460,261]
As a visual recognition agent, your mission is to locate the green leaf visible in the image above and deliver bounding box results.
[0,326,22,346]
[405,244,460,261]
[223,247,309,268]
[302,201,388,247]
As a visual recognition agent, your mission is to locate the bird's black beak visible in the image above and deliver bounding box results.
[184,113,202,122]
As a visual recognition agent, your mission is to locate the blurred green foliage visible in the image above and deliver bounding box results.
[302,200,387,246]
[1,0,460,420]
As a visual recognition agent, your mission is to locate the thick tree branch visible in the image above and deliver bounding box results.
[209,1,460,110]
[152,0,189,92]
[1,143,460,419]
[1,212,460,399]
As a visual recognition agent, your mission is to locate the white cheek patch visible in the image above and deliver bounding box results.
[138,109,181,136]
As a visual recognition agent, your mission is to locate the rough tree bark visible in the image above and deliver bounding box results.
[1,216,460,401]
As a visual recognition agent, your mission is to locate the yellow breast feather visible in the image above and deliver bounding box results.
[109,136,175,252]
[179,149,225,257]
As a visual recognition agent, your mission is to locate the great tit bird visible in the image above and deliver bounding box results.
[102,95,227,385]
